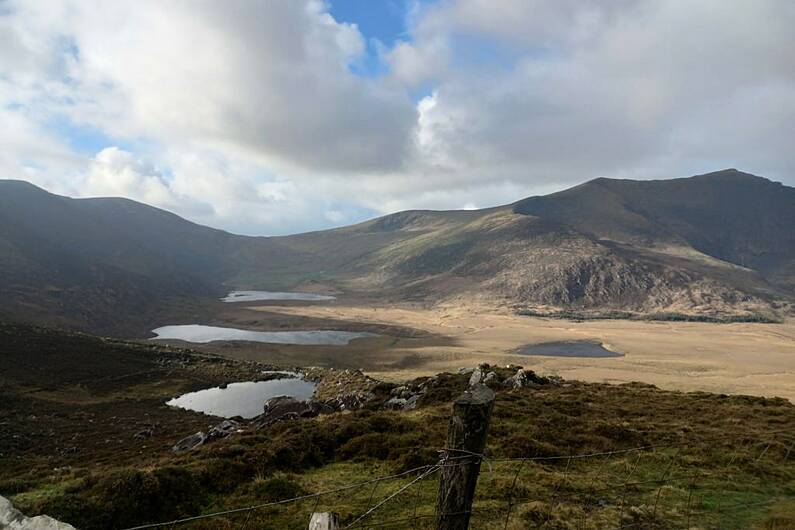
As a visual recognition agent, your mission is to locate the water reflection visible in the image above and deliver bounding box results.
[151,324,376,345]
[222,290,336,302]
[167,376,316,418]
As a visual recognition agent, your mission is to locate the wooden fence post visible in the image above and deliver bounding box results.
[435,383,495,530]
[308,512,339,529]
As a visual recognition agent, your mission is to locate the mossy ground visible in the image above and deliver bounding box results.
[2,324,793,529]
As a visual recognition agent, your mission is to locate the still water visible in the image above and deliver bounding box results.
[222,290,336,302]
[151,324,376,345]
[517,341,623,358]
[167,376,316,418]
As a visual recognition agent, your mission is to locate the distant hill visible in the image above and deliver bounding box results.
[0,180,306,333]
[272,169,794,317]
[1,169,792,333]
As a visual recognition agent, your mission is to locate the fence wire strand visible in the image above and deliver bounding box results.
[120,429,792,530]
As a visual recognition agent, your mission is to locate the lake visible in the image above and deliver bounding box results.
[516,340,623,358]
[151,324,376,345]
[222,290,336,302]
[167,375,316,418]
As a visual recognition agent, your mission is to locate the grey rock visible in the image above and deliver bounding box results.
[207,420,240,441]
[328,392,375,411]
[254,396,315,428]
[468,368,484,386]
[384,397,408,410]
[504,368,545,389]
[404,393,421,410]
[1,495,77,529]
[483,371,499,384]
[457,367,474,375]
[172,431,206,453]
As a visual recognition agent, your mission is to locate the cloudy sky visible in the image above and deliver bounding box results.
[2,0,794,235]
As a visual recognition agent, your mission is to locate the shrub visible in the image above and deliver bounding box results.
[251,476,307,502]
[98,467,205,528]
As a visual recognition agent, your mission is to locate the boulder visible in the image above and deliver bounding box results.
[468,368,484,386]
[504,368,548,389]
[253,396,315,429]
[172,431,207,453]
[390,385,407,396]
[384,397,408,410]
[327,392,375,411]
[207,420,240,441]
[1,495,77,530]
[403,393,421,411]
[483,371,499,385]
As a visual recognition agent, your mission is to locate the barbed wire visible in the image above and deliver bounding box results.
[119,427,792,530]
[120,463,438,530]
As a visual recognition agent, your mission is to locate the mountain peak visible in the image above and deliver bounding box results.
[688,168,768,183]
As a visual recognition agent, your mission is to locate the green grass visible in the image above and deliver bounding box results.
[10,374,793,530]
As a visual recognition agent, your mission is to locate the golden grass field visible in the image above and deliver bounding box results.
[235,301,795,402]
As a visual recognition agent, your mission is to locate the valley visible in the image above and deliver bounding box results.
[4,4,794,527]
[148,294,795,402]
[3,170,794,337]
[2,169,795,529]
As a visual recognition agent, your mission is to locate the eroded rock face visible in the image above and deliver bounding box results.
[0,495,76,530]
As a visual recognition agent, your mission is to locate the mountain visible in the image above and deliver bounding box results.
[1,169,793,333]
[0,180,307,333]
[271,169,794,316]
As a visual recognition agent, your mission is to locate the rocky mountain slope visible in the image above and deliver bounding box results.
[1,169,792,332]
[274,169,794,317]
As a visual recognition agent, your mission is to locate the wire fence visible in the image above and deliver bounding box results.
[119,428,794,530]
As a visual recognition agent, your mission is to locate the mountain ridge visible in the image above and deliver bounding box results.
[1,169,792,333]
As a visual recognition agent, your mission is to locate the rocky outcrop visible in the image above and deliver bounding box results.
[171,366,556,448]
[468,364,501,387]
[306,368,379,405]
[0,495,76,530]
[468,367,485,386]
[207,420,241,441]
[252,396,329,429]
[385,385,422,411]
[251,393,368,429]
[172,431,207,454]
[504,368,541,389]
[172,419,241,453]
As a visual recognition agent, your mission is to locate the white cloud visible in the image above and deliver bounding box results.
[391,0,795,187]
[0,0,793,235]
[84,148,172,205]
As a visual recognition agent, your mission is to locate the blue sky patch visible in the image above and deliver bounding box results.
[46,115,118,155]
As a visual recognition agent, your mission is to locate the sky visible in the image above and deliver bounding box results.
[1,0,793,236]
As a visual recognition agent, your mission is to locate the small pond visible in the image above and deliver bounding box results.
[151,324,376,345]
[167,375,316,418]
[516,340,623,358]
[222,290,336,302]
